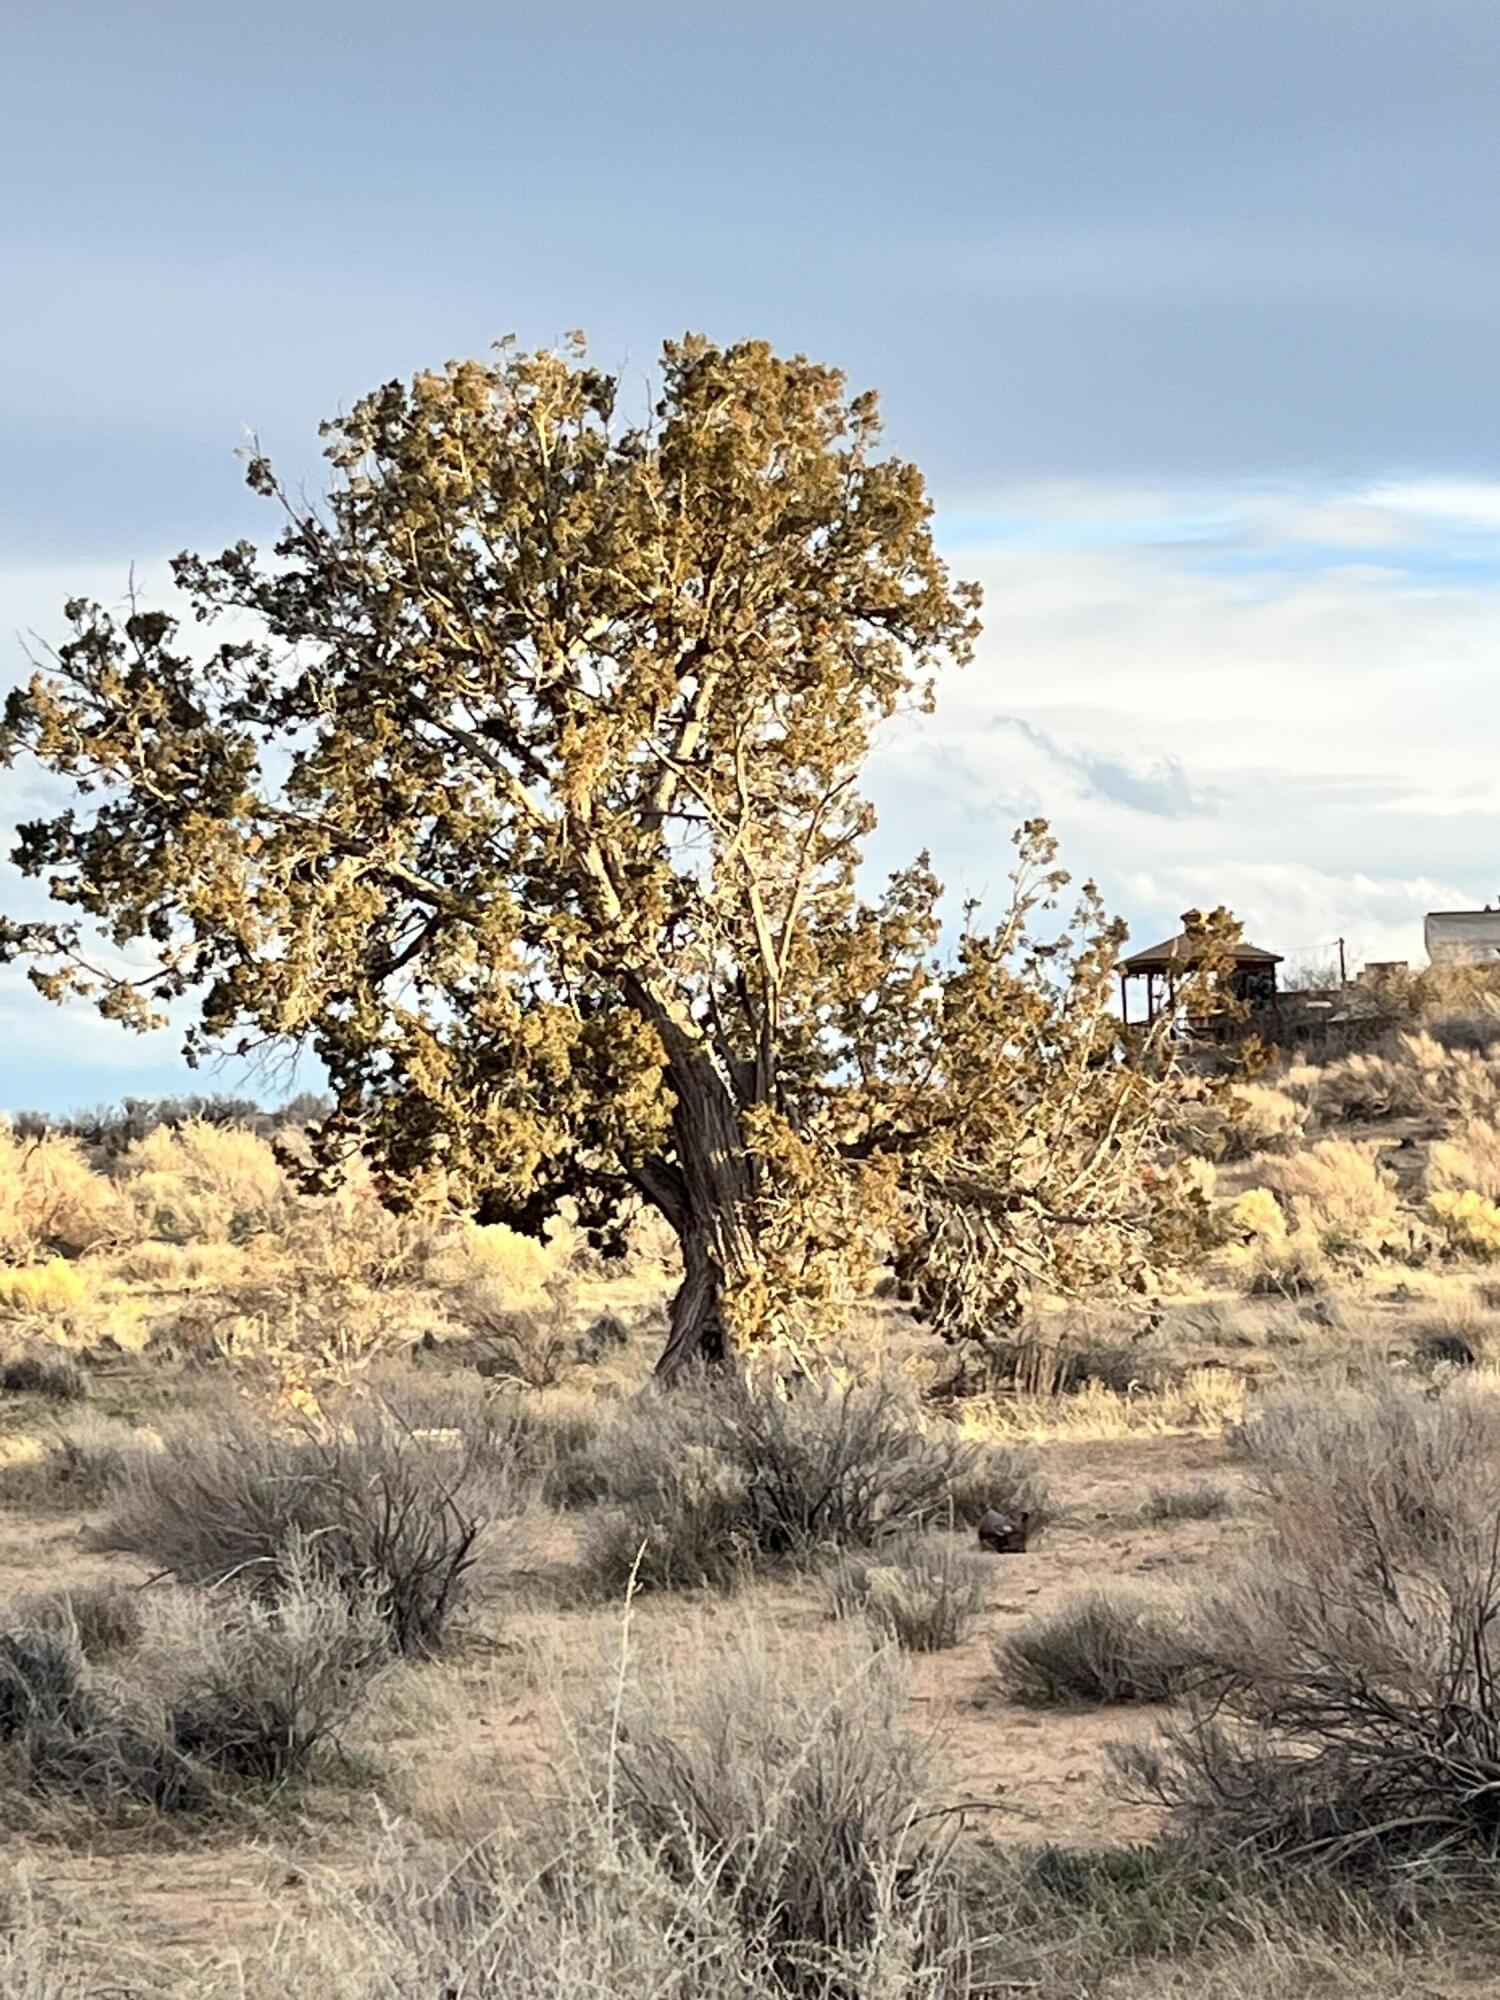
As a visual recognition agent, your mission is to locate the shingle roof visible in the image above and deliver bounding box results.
[1120,930,1282,973]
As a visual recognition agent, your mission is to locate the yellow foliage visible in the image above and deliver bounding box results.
[0,1124,127,1260]
[1228,1187,1333,1293]
[124,1120,288,1243]
[446,1220,571,1302]
[977,1365,1246,1441]
[0,1258,88,1316]
[1255,1139,1405,1259]
[1427,1120,1500,1205]
[1429,1190,1500,1261]
[1231,1187,1287,1242]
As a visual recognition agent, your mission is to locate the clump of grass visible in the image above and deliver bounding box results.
[15,1581,144,1660]
[1428,1189,1500,1260]
[1427,1117,1500,1204]
[1218,1084,1307,1161]
[0,1351,86,1401]
[1253,1141,1407,1263]
[0,1124,127,1261]
[995,1584,1200,1706]
[980,1366,1247,1442]
[123,1118,288,1244]
[828,1536,988,1651]
[96,1404,491,1655]
[0,1561,386,1825]
[0,1621,207,1818]
[364,1366,594,1507]
[1409,1302,1491,1368]
[598,1630,964,1993]
[157,1555,388,1782]
[580,1368,1045,1596]
[0,1259,89,1318]
[1138,1480,1234,1525]
[976,1324,1181,1400]
[0,1415,144,1511]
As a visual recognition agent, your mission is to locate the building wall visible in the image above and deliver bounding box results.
[1425,911,1500,965]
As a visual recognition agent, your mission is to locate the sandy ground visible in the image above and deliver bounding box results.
[0,1416,1260,1983]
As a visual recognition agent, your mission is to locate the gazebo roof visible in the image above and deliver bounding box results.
[1120,917,1282,975]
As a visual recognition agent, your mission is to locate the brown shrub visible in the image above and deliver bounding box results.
[828,1536,988,1652]
[0,1351,86,1401]
[0,1126,127,1261]
[600,1632,963,1993]
[123,1119,289,1244]
[1123,1384,1500,1866]
[580,1370,1045,1596]
[994,1584,1200,1706]
[1427,1118,1500,1203]
[1252,1140,1406,1260]
[96,1406,490,1655]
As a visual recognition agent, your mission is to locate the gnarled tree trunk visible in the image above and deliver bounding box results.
[652,1049,760,1381]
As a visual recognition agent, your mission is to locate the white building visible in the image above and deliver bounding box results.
[1424,909,1500,965]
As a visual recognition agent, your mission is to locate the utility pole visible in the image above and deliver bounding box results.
[1337,937,1347,986]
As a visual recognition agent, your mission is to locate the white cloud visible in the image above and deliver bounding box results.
[6,478,1500,1104]
[1362,479,1500,533]
[876,479,1500,967]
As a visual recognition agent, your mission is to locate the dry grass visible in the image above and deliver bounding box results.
[5,1851,1498,2000]
[971,1365,1247,1441]
[1123,1381,1500,1867]
[0,1560,386,1827]
[827,1535,989,1651]
[995,1584,1201,1706]
[1426,1116,1500,1202]
[1138,1479,1234,1524]
[0,1413,149,1511]
[1253,1141,1406,1260]
[123,1122,289,1245]
[96,1404,495,1655]
[578,1368,1045,1595]
[0,1125,128,1262]
[0,1258,90,1317]
[14,1580,144,1659]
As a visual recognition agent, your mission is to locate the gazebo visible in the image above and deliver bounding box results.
[1118,910,1282,1028]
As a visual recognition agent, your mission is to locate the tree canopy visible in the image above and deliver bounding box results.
[1,335,1211,1373]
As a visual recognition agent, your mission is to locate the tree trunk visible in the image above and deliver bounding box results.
[656,1220,735,1377]
[652,1051,759,1382]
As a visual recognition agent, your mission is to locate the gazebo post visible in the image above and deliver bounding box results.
[1118,969,1130,1024]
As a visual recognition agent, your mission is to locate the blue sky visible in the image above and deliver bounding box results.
[5,1,1500,1108]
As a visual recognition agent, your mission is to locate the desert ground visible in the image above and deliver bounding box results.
[6,986,1500,1995]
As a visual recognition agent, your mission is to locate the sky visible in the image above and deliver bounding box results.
[3,0,1500,1108]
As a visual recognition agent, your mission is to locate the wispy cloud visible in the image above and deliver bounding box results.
[992,718,1222,820]
[8,476,1500,1106]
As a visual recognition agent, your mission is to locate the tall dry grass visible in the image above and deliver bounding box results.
[122,1122,289,1244]
[1123,1381,1500,1868]
[0,1125,127,1262]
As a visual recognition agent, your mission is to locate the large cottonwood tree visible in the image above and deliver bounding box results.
[1,336,1207,1372]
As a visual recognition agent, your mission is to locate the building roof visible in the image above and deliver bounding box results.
[1120,928,1283,974]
